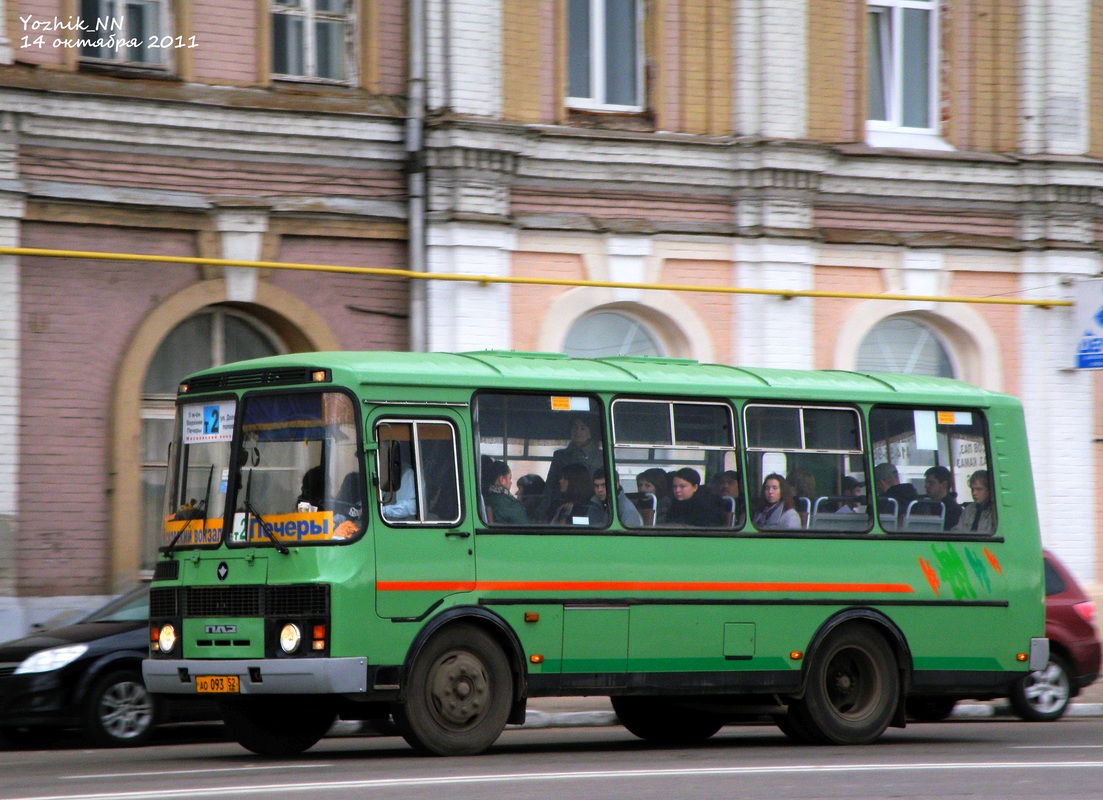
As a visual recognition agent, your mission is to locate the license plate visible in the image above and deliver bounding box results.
[196,675,240,694]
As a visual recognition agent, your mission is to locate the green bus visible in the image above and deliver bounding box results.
[142,351,1047,755]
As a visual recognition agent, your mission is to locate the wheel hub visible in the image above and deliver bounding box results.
[429,651,490,728]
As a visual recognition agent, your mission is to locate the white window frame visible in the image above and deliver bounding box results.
[866,0,952,151]
[270,0,356,85]
[566,0,645,112]
[78,0,171,69]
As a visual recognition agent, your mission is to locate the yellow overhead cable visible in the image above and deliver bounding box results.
[0,246,1073,308]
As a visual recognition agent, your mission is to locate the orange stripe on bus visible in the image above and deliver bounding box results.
[375,581,914,594]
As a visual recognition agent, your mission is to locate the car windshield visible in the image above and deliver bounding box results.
[83,587,149,624]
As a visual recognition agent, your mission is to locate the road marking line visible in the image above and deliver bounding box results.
[64,764,332,780]
[14,761,1103,800]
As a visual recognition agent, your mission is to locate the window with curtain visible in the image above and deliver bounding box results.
[867,0,938,139]
[79,0,170,67]
[140,309,284,570]
[856,317,955,378]
[567,0,643,110]
[562,311,664,358]
[271,0,353,83]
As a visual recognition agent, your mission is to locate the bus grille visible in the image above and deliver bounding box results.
[149,584,329,618]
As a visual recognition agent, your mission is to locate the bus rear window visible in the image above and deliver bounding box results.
[869,406,995,534]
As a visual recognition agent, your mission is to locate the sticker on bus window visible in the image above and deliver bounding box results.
[550,396,590,412]
[183,402,236,444]
[937,411,974,426]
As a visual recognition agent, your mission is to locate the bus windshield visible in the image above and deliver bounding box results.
[229,391,363,547]
[161,399,237,550]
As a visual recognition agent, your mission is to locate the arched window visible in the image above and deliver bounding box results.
[139,309,285,570]
[562,310,665,358]
[856,316,954,378]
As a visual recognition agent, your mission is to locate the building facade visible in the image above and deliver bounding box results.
[0,0,1100,638]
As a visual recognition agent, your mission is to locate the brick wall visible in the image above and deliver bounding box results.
[19,222,199,595]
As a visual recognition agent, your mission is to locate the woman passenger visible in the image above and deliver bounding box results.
[752,473,801,529]
[550,462,604,525]
[952,469,995,533]
[635,467,672,523]
[666,467,725,528]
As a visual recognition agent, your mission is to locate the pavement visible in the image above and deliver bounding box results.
[518,678,1103,728]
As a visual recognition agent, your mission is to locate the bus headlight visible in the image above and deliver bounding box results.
[158,624,177,654]
[279,623,302,654]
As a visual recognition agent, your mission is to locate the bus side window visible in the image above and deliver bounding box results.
[744,404,869,534]
[375,420,462,525]
[868,406,995,534]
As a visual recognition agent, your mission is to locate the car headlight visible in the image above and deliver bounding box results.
[279,623,302,654]
[15,644,89,674]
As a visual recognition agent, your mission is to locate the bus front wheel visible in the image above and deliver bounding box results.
[394,624,514,756]
[792,623,899,745]
[221,696,336,755]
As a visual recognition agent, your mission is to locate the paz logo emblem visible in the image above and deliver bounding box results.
[217,561,229,581]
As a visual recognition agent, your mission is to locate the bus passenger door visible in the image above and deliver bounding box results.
[371,413,475,619]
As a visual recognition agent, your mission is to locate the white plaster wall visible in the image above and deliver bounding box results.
[426,223,514,352]
[426,0,502,117]
[734,0,807,139]
[0,192,21,641]
[1018,250,1099,584]
[733,238,814,369]
[1019,0,1091,155]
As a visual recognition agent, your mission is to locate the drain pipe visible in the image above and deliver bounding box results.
[406,0,427,352]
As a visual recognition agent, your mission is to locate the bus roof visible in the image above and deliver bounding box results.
[183,350,1011,408]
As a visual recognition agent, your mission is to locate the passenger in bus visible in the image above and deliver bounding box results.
[666,467,725,528]
[752,473,801,529]
[874,462,918,520]
[515,474,545,520]
[635,467,672,523]
[923,465,963,531]
[381,465,417,521]
[482,459,528,525]
[952,469,993,533]
[550,462,604,525]
[540,415,603,518]
[834,476,866,513]
[788,469,816,527]
[593,468,643,527]
[297,465,325,511]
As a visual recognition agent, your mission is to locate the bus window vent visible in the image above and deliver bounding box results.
[153,560,179,581]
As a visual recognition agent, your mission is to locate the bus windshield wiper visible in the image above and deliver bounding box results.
[244,470,290,555]
[165,464,214,561]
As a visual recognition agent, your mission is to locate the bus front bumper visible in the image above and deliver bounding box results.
[142,657,369,696]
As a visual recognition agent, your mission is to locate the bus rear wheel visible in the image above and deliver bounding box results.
[792,623,899,745]
[394,624,513,756]
[221,696,336,756]
[612,696,725,744]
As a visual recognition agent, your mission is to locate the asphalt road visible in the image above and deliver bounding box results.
[2,716,1103,800]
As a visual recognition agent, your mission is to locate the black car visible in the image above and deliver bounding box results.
[0,585,215,747]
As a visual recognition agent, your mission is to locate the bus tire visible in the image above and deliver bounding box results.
[394,624,513,756]
[773,707,821,744]
[611,696,725,744]
[221,696,335,756]
[794,622,899,745]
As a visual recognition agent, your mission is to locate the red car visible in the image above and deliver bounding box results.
[1008,551,1102,721]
